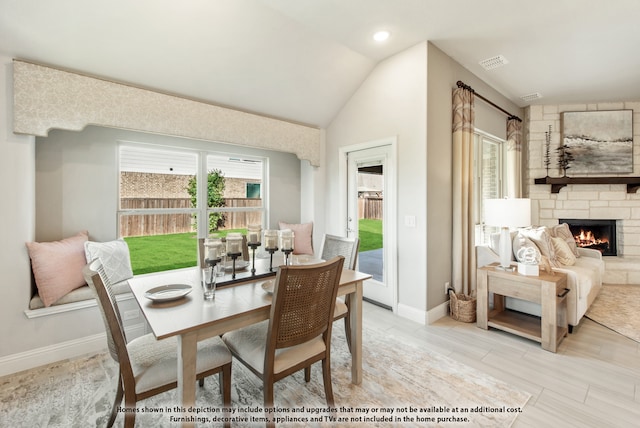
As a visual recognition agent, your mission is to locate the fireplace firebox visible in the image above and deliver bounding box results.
[560,219,617,256]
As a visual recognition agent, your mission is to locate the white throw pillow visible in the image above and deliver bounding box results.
[84,239,134,284]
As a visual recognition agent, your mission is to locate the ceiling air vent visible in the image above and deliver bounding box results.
[479,55,508,70]
[520,92,543,102]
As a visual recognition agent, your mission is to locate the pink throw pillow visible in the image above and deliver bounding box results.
[26,231,89,307]
[278,222,314,255]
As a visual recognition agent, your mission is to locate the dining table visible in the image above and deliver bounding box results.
[128,254,371,427]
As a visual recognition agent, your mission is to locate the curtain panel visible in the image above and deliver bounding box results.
[451,87,476,296]
[506,118,523,198]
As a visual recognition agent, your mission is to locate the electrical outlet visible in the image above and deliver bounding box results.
[444,281,450,295]
[123,309,139,321]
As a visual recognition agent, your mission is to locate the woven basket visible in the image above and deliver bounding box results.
[448,289,477,323]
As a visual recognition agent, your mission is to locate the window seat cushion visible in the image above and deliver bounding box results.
[28,279,131,310]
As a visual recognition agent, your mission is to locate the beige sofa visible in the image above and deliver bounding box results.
[477,230,604,331]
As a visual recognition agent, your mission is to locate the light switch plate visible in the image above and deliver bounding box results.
[404,215,416,228]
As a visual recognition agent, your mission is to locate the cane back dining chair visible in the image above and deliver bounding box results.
[320,234,360,352]
[83,259,232,428]
[221,256,345,424]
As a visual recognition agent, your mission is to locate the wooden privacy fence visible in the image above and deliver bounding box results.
[358,197,383,220]
[120,198,262,237]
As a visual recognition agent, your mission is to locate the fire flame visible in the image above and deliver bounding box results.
[575,229,608,247]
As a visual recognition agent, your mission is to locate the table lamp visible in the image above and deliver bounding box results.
[483,198,531,270]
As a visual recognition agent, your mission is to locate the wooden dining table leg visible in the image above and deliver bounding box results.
[347,281,363,385]
[178,331,198,428]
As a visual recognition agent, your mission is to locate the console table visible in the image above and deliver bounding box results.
[477,264,569,352]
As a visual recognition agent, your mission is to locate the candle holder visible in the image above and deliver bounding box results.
[265,247,278,272]
[225,233,243,279]
[278,229,295,266]
[282,248,293,266]
[226,251,242,279]
[263,230,279,271]
[203,237,223,279]
[248,241,261,275]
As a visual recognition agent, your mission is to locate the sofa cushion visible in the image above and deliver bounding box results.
[26,231,89,307]
[553,256,603,324]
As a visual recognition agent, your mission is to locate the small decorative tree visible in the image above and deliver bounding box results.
[556,144,574,177]
[544,125,552,177]
[187,169,226,233]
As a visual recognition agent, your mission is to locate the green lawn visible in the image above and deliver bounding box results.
[124,229,246,275]
[124,222,382,275]
[358,218,382,252]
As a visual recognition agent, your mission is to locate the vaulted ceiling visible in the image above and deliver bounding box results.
[2,0,639,128]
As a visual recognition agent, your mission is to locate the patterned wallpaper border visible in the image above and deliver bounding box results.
[12,60,321,166]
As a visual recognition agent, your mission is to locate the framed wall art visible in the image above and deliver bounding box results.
[561,109,633,175]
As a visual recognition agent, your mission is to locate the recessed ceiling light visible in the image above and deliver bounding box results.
[373,30,390,42]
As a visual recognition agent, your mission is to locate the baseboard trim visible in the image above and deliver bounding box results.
[397,303,427,325]
[427,301,450,324]
[0,333,107,377]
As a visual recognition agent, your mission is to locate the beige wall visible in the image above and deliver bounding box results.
[425,43,523,312]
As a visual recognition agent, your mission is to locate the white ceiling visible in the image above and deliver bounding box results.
[2,0,639,128]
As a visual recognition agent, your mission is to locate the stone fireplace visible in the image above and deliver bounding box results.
[560,219,617,256]
[526,102,640,284]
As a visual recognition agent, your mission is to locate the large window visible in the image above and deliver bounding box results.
[474,131,507,244]
[118,145,265,274]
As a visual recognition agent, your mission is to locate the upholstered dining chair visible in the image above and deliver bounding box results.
[83,259,232,428]
[320,234,360,352]
[221,256,345,425]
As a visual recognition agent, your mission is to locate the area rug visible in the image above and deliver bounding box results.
[586,284,640,343]
[0,325,530,427]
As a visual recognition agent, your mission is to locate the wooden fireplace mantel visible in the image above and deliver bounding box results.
[534,176,640,194]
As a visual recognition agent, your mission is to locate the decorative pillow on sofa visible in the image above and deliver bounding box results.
[512,233,541,262]
[518,226,559,267]
[26,230,89,307]
[278,222,313,255]
[551,236,577,266]
[549,223,580,258]
[84,239,134,284]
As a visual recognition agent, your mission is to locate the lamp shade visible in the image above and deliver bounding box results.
[484,198,531,228]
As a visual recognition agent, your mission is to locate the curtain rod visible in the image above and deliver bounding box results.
[456,81,522,122]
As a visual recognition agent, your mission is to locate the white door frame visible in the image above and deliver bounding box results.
[338,137,398,312]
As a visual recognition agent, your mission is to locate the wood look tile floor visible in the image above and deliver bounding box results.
[362,301,640,428]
